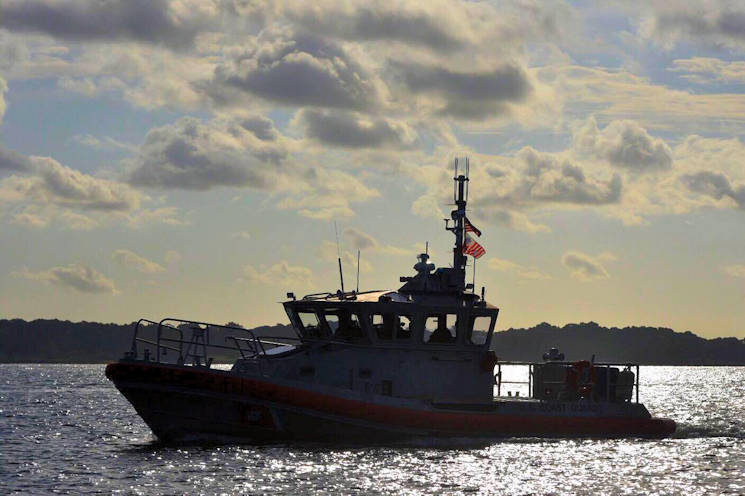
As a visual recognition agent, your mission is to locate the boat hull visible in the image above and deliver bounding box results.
[106,362,676,442]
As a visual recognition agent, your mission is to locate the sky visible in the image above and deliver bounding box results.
[0,0,744,338]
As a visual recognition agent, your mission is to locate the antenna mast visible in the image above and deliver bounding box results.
[334,222,345,293]
[448,157,469,291]
[356,249,360,293]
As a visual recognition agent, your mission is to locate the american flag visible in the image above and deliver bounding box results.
[465,217,482,237]
[463,233,486,259]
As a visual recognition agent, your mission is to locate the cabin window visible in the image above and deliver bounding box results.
[468,316,493,345]
[370,313,394,340]
[396,315,412,340]
[370,313,412,341]
[423,313,458,344]
[323,309,365,341]
[297,311,321,338]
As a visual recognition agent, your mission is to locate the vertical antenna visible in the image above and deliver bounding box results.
[334,222,345,294]
[425,241,429,255]
[465,157,470,201]
[453,157,458,203]
[356,249,360,293]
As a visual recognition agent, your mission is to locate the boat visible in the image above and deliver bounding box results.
[106,158,675,442]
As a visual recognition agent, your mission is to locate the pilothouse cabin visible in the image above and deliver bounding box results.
[281,278,499,403]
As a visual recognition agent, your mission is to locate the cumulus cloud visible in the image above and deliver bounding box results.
[282,0,571,55]
[242,261,313,287]
[0,147,191,229]
[561,251,615,281]
[13,263,118,294]
[0,155,141,210]
[645,2,745,51]
[488,257,550,280]
[0,0,211,50]
[209,31,384,111]
[298,109,418,149]
[287,2,467,52]
[125,115,378,218]
[0,145,33,172]
[574,118,673,171]
[20,156,141,210]
[239,116,279,142]
[112,249,165,273]
[408,151,616,234]
[127,117,288,190]
[471,148,622,209]
[680,171,745,209]
[392,62,532,120]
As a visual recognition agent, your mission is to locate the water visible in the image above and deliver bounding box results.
[2,365,745,495]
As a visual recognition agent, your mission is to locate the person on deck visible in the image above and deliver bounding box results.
[429,316,455,343]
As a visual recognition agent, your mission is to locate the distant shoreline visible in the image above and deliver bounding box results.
[2,318,744,365]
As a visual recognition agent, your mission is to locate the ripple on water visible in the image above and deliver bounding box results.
[2,365,745,495]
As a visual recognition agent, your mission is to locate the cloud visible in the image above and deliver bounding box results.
[242,261,313,288]
[298,109,418,149]
[13,263,118,294]
[680,171,745,209]
[274,166,380,219]
[59,210,97,230]
[0,0,210,50]
[478,209,551,234]
[392,62,532,120]
[574,117,673,172]
[231,231,252,240]
[539,65,745,131]
[723,265,745,278]
[0,77,6,124]
[209,30,384,111]
[9,208,50,228]
[287,2,467,53]
[112,249,165,273]
[23,156,141,210]
[0,148,190,229]
[669,57,745,84]
[239,116,279,142]
[73,134,137,153]
[127,117,288,191]
[488,257,550,280]
[645,2,745,51]
[0,145,33,171]
[0,155,142,211]
[561,251,615,281]
[125,116,378,218]
[470,148,622,209]
[343,227,409,255]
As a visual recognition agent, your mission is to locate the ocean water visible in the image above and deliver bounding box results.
[1,365,744,495]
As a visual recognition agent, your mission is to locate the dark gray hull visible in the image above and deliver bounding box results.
[107,361,676,442]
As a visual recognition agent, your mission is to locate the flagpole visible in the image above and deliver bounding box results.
[473,256,476,293]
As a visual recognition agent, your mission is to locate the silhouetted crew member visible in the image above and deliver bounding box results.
[429,316,455,343]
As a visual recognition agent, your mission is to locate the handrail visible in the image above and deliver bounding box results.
[495,361,641,404]
[127,317,301,369]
